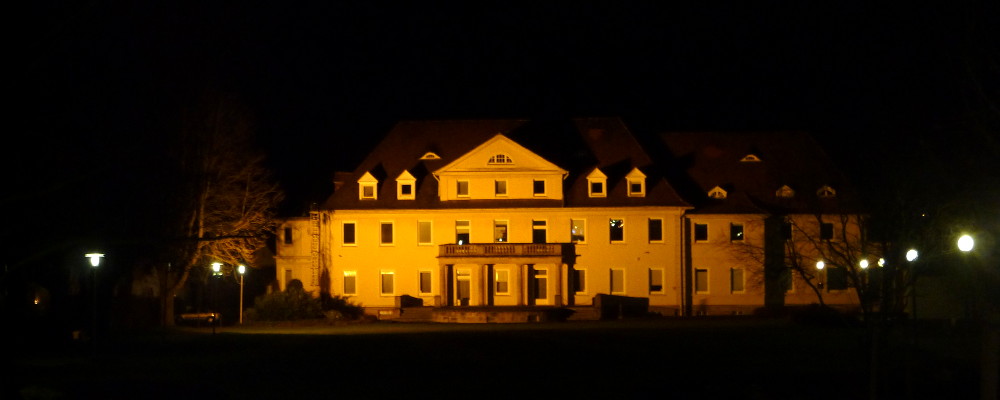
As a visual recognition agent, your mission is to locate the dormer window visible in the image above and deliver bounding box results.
[626,167,646,197]
[741,154,762,162]
[708,186,728,199]
[587,168,607,198]
[396,170,416,200]
[817,185,837,198]
[420,152,441,160]
[776,185,795,198]
[358,172,378,200]
[488,154,513,164]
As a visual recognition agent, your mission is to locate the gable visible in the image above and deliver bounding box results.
[433,134,568,176]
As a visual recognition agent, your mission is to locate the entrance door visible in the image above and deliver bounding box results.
[456,270,471,306]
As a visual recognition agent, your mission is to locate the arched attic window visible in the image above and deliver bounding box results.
[420,152,441,160]
[817,185,837,198]
[776,185,795,198]
[741,154,762,162]
[488,154,513,164]
[708,186,728,199]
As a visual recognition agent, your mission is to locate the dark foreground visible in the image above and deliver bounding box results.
[5,318,985,399]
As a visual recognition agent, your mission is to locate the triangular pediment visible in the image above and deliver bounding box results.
[586,168,607,180]
[396,170,415,181]
[433,134,567,176]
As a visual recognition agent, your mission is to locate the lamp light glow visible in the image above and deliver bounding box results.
[859,259,869,269]
[85,253,104,268]
[816,261,825,270]
[878,258,885,267]
[906,249,918,262]
[957,235,974,252]
[238,264,246,274]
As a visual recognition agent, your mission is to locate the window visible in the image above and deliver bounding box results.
[649,269,664,293]
[827,266,847,290]
[457,180,470,197]
[495,269,510,294]
[572,269,586,293]
[400,184,412,196]
[694,223,708,242]
[455,220,470,245]
[396,170,415,200]
[610,219,624,242]
[820,223,834,240]
[695,269,709,293]
[361,184,376,199]
[419,271,432,294]
[730,223,744,241]
[343,271,357,295]
[626,167,646,197]
[587,169,607,197]
[494,221,508,242]
[570,219,586,243]
[283,227,293,244]
[532,220,547,244]
[648,218,663,242]
[730,268,745,293]
[741,154,762,162]
[610,269,625,294]
[380,222,394,245]
[380,272,394,295]
[533,180,546,196]
[343,222,356,245]
[420,152,440,160]
[358,172,378,200]
[418,221,432,245]
[817,185,837,198]
[494,180,507,196]
[782,222,793,241]
[488,154,513,164]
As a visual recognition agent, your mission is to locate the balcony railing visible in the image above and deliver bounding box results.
[439,243,564,257]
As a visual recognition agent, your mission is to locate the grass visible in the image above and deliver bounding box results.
[6,317,984,399]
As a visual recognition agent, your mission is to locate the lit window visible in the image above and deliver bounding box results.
[648,218,663,242]
[649,269,664,293]
[610,219,624,242]
[730,224,744,241]
[488,154,513,164]
[494,221,508,243]
[343,271,357,295]
[455,220,470,245]
[570,219,586,243]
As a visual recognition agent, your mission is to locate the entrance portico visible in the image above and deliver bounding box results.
[438,243,577,307]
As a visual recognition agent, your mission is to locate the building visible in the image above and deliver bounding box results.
[275,118,862,320]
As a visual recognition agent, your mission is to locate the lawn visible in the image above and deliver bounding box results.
[6,318,983,399]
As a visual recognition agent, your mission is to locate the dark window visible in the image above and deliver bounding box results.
[821,223,834,240]
[532,220,547,244]
[380,222,393,244]
[694,223,708,241]
[572,269,586,293]
[343,223,356,245]
[648,219,663,242]
[782,222,793,241]
[419,272,432,294]
[827,266,848,290]
[401,184,412,195]
[630,182,643,194]
[649,269,663,292]
[283,227,293,244]
[590,181,603,194]
[695,269,708,293]
[610,219,624,242]
[533,180,545,195]
[730,224,744,241]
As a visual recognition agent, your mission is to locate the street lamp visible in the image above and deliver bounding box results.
[957,234,974,252]
[212,262,223,276]
[85,253,103,352]
[815,260,825,290]
[859,259,869,270]
[906,249,919,262]
[237,264,246,324]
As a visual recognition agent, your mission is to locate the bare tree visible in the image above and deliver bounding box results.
[158,92,284,327]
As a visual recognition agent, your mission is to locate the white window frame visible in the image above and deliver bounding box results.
[695,268,709,294]
[342,221,357,246]
[417,221,433,245]
[649,268,665,294]
[570,218,586,244]
[380,271,395,296]
[379,221,394,246]
[730,268,745,294]
[457,180,470,198]
[343,271,357,295]
[730,223,744,242]
[533,179,546,197]
[494,180,508,197]
[494,268,510,295]
[610,268,626,295]
[648,218,664,243]
[694,223,709,243]
[418,270,433,295]
[609,218,625,243]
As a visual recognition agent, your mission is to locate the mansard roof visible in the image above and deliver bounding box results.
[323,117,690,210]
[659,131,861,215]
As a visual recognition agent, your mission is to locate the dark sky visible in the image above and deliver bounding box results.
[12,1,998,252]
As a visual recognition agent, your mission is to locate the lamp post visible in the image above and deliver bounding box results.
[237,264,246,324]
[211,262,222,333]
[906,249,919,321]
[85,253,103,352]
[815,260,825,290]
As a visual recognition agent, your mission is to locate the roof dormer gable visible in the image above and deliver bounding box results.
[708,185,728,199]
[776,185,795,198]
[396,170,416,200]
[358,171,379,200]
[587,168,608,197]
[432,134,567,176]
[625,167,647,197]
[817,185,837,198]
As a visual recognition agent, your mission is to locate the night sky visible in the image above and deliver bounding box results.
[10,2,998,271]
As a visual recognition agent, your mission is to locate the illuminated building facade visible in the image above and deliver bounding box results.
[275,119,861,319]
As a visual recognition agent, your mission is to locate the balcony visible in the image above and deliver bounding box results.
[439,243,565,258]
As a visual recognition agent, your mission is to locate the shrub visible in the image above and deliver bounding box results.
[247,280,323,321]
[320,294,365,320]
